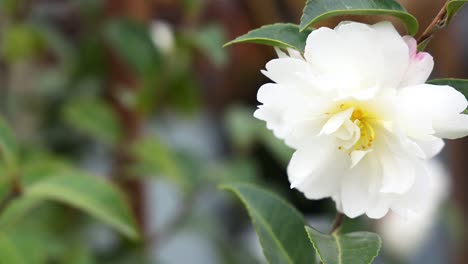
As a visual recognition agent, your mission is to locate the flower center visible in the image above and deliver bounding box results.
[336,103,376,152]
[353,113,375,150]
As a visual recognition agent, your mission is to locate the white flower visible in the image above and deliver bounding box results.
[150,21,174,54]
[377,160,450,258]
[254,21,468,218]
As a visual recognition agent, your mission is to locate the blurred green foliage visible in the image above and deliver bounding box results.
[1,24,43,63]
[0,0,275,262]
[63,99,122,145]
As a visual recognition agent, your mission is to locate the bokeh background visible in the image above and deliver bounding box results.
[0,0,467,263]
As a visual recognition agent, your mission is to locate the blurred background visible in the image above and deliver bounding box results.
[0,0,467,263]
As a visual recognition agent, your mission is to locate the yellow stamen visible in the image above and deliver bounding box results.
[333,102,377,153]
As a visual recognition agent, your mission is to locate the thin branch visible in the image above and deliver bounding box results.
[330,212,344,234]
[417,1,450,44]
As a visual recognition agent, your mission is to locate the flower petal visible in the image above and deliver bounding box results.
[305,21,409,95]
[378,149,416,194]
[370,22,410,88]
[319,108,354,135]
[413,137,445,159]
[350,150,372,168]
[398,84,468,140]
[287,138,337,188]
[254,83,291,138]
[399,36,434,88]
[341,173,371,218]
[391,162,431,217]
[433,113,468,139]
[366,195,391,219]
[305,23,384,92]
[262,57,312,86]
[290,146,349,199]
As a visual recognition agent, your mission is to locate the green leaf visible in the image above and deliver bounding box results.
[300,0,418,35]
[63,99,121,145]
[61,242,96,264]
[24,173,139,240]
[2,230,49,264]
[221,183,315,264]
[0,158,74,230]
[0,197,41,229]
[104,19,162,77]
[224,23,313,53]
[305,226,381,264]
[20,157,72,187]
[427,78,468,101]
[0,116,18,172]
[446,1,468,25]
[417,37,432,52]
[0,233,26,264]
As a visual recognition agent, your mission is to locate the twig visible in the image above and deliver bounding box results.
[417,0,450,44]
[330,212,344,234]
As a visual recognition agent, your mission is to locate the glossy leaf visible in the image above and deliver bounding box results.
[305,226,381,264]
[224,23,313,53]
[0,116,18,171]
[427,78,468,101]
[221,183,315,264]
[446,1,468,25]
[300,0,418,35]
[24,173,139,240]
[63,100,121,145]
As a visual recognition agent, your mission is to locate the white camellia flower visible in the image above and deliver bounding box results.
[377,160,450,258]
[254,21,468,218]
